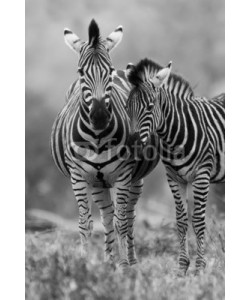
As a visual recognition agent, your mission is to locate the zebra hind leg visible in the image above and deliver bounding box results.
[71,175,93,257]
[168,178,190,276]
[192,173,211,275]
[92,188,115,264]
[127,180,143,265]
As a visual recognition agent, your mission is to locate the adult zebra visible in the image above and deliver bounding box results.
[126,58,225,275]
[51,21,159,268]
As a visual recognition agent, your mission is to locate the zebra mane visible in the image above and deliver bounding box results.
[128,58,194,96]
[88,19,100,48]
[128,58,162,86]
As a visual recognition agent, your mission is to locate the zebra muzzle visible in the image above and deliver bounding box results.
[127,132,144,158]
[89,98,111,130]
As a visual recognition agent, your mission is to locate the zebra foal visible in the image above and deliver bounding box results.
[126,58,225,275]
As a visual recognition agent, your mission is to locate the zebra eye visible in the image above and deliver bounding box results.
[147,103,154,111]
[78,68,84,76]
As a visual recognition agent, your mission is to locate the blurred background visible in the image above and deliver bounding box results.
[26,0,224,226]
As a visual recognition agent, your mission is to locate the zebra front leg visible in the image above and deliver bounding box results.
[70,175,93,257]
[113,180,131,269]
[92,188,115,264]
[168,178,190,276]
[127,180,143,265]
[192,173,211,275]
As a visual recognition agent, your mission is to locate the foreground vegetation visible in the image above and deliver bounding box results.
[26,216,224,300]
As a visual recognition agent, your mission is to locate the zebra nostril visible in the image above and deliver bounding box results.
[107,104,112,113]
[134,132,141,141]
[89,110,94,120]
[105,99,112,111]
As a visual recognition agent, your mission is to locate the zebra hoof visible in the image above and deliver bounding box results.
[117,259,130,273]
[129,258,138,266]
[177,258,190,276]
[176,268,188,277]
[195,258,206,276]
[194,269,205,276]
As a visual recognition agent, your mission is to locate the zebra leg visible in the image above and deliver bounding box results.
[92,188,115,264]
[127,179,143,265]
[167,177,190,276]
[70,174,93,256]
[113,180,131,269]
[192,173,211,275]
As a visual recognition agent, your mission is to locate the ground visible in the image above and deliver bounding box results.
[25,215,224,300]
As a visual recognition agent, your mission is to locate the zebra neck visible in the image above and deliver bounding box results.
[157,84,194,151]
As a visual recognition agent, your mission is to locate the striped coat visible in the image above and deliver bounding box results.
[127,58,225,275]
[51,22,159,268]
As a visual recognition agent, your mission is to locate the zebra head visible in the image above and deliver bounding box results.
[64,19,123,130]
[127,59,172,144]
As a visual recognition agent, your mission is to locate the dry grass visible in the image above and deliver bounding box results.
[25,218,224,300]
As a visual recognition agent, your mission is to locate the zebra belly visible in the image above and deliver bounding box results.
[210,151,225,183]
[161,150,200,183]
[164,163,197,183]
[164,151,225,184]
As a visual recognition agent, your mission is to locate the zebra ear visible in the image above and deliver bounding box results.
[64,28,82,53]
[125,63,135,77]
[105,25,123,52]
[151,61,172,88]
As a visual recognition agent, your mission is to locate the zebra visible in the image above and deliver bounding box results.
[126,58,225,275]
[50,21,159,268]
